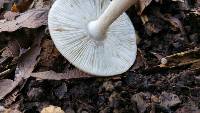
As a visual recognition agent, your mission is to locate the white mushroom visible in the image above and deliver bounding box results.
[48,0,137,76]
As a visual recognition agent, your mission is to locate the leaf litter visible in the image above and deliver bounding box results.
[0,0,200,113]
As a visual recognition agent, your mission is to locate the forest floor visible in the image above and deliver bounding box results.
[0,0,200,113]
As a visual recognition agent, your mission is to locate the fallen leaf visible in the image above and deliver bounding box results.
[166,16,185,34]
[158,48,200,70]
[175,105,200,113]
[11,3,18,12]
[160,92,181,108]
[40,39,60,67]
[0,31,43,100]
[155,10,186,35]
[0,106,5,112]
[131,92,151,113]
[4,11,19,21]
[31,69,92,80]
[15,31,43,79]
[136,0,152,14]
[0,0,3,9]
[145,22,162,35]
[1,40,20,58]
[172,0,184,2]
[131,49,147,70]
[30,0,52,9]
[3,109,22,113]
[190,7,200,16]
[0,69,12,79]
[40,105,65,113]
[15,0,34,12]
[0,8,48,32]
[0,79,15,100]
[3,88,19,106]
[140,14,149,24]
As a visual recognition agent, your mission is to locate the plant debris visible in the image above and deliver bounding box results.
[0,0,200,113]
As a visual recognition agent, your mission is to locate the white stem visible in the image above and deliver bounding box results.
[88,0,136,41]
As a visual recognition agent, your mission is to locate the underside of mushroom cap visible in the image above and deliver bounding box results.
[48,0,137,76]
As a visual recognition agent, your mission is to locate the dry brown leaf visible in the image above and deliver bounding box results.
[15,0,34,12]
[0,0,4,9]
[155,11,185,34]
[166,16,185,33]
[31,69,92,80]
[131,49,147,70]
[190,8,200,16]
[11,3,18,12]
[158,48,200,70]
[0,69,12,79]
[0,8,48,32]
[3,109,22,113]
[136,0,152,14]
[15,32,42,79]
[40,105,65,113]
[140,14,149,24]
[4,11,20,21]
[131,92,151,113]
[3,88,19,106]
[160,92,181,108]
[30,0,52,9]
[40,39,60,67]
[0,32,43,100]
[0,79,16,100]
[145,22,161,35]
[1,40,20,58]
[175,105,200,113]
[172,0,184,2]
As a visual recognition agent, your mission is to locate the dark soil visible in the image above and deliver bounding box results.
[0,0,200,113]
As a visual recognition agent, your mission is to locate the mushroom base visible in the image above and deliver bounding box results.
[87,20,107,41]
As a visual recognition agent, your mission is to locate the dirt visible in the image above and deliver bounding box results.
[0,0,200,113]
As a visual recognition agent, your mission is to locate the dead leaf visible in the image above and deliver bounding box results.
[40,105,65,113]
[190,8,200,16]
[31,69,92,80]
[136,0,152,14]
[0,32,43,100]
[0,8,48,32]
[0,79,15,100]
[166,16,185,34]
[0,57,7,64]
[131,92,151,113]
[3,88,19,107]
[172,0,184,2]
[0,106,5,112]
[140,14,149,24]
[30,0,52,9]
[15,32,42,79]
[40,39,60,67]
[0,0,3,9]
[15,0,34,12]
[158,48,200,70]
[1,40,20,58]
[145,22,161,35]
[131,49,147,70]
[1,47,13,58]
[0,69,12,79]
[160,92,181,108]
[175,105,200,113]
[4,11,19,21]
[11,3,18,12]
[3,109,22,113]
[155,10,186,35]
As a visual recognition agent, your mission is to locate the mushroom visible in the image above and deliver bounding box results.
[48,0,137,76]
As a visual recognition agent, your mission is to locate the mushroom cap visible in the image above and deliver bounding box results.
[48,0,137,76]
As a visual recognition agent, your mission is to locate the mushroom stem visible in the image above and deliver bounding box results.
[88,0,136,41]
